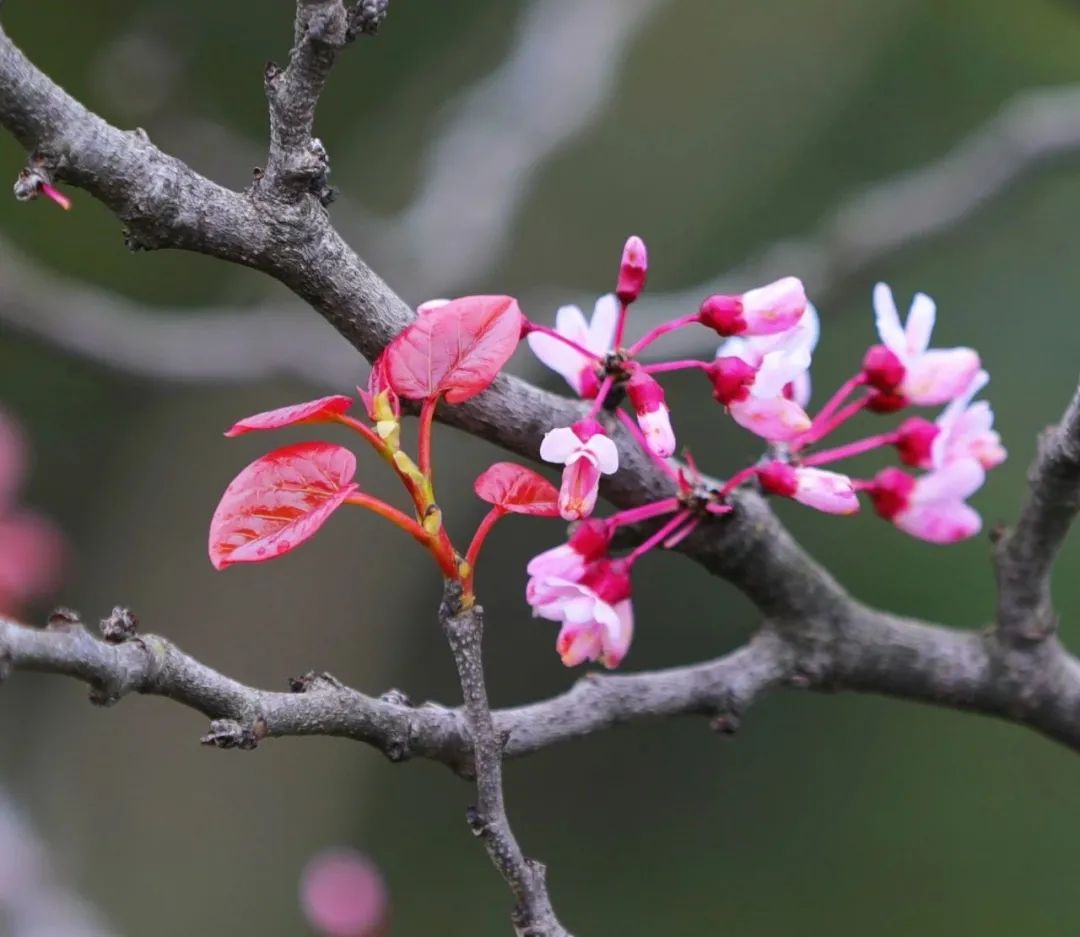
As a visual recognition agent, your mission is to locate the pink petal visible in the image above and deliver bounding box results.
[558,458,601,520]
[526,544,585,582]
[637,406,676,458]
[914,458,985,504]
[584,433,620,475]
[539,427,582,465]
[904,293,937,357]
[873,283,907,358]
[752,346,812,398]
[730,397,812,442]
[901,348,980,405]
[587,294,619,354]
[557,621,603,667]
[793,468,859,515]
[740,276,806,336]
[599,599,634,669]
[894,500,982,544]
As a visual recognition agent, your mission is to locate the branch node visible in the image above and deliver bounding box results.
[379,687,412,707]
[99,606,139,644]
[201,717,267,750]
[348,0,390,39]
[288,669,344,692]
[46,607,83,631]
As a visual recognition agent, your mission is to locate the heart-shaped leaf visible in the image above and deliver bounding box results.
[224,395,353,437]
[384,296,523,403]
[474,462,560,516]
[209,441,357,569]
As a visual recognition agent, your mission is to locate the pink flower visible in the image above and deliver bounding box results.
[699,276,807,338]
[525,519,613,592]
[757,462,859,515]
[866,283,980,406]
[616,235,648,304]
[625,368,675,457]
[716,303,819,408]
[527,294,618,398]
[930,370,1006,471]
[539,419,619,520]
[893,371,1006,472]
[708,323,814,442]
[868,458,985,544]
[528,557,633,669]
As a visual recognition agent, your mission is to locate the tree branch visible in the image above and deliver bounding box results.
[995,381,1080,643]
[3,9,1080,761]
[440,584,569,937]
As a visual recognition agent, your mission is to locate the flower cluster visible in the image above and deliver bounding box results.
[523,238,1004,669]
[207,237,1003,675]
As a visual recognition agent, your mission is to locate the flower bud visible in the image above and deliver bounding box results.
[862,344,905,393]
[616,235,648,304]
[895,417,939,468]
[704,357,757,405]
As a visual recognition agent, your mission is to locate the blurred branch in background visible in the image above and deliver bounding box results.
[364,0,666,295]
[6,83,1080,384]
[0,785,120,937]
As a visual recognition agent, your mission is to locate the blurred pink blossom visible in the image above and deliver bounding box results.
[300,849,389,937]
[0,408,63,616]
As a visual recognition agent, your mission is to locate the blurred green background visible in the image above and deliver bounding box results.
[3,0,1080,934]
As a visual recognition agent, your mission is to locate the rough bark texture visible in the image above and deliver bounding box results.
[4,5,1080,934]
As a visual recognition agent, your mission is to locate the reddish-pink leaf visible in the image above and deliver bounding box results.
[209,441,358,570]
[384,295,524,403]
[224,395,353,437]
[474,462,560,516]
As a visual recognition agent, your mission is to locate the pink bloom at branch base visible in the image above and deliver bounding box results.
[540,420,619,520]
[528,553,633,670]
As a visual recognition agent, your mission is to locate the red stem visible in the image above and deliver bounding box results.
[717,463,762,499]
[525,322,598,361]
[586,374,617,418]
[642,358,710,375]
[627,314,701,356]
[331,413,387,452]
[463,507,505,594]
[345,494,458,578]
[627,510,692,565]
[802,395,872,446]
[795,373,867,450]
[801,431,900,467]
[609,497,681,527]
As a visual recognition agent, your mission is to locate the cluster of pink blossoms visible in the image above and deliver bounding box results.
[206,236,1004,677]
[523,238,1005,670]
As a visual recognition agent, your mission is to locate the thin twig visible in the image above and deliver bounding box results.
[440,584,570,937]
